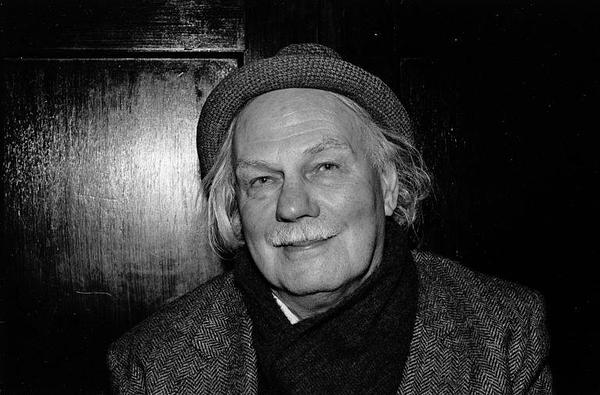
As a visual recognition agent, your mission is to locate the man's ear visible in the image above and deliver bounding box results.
[380,163,400,216]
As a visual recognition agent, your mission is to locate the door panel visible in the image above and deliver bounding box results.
[1,58,235,390]
[2,0,244,53]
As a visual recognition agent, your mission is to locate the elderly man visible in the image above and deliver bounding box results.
[108,44,551,394]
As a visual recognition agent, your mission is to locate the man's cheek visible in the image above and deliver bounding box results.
[241,208,268,243]
[330,190,377,217]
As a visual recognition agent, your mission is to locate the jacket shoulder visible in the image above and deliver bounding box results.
[412,250,545,328]
[107,272,252,393]
[109,272,240,357]
[405,251,551,394]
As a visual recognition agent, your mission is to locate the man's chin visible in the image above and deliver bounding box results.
[277,275,348,298]
[274,278,359,317]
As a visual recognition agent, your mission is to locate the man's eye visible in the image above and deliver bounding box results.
[250,176,272,187]
[318,163,339,172]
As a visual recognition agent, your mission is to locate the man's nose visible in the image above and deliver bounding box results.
[275,179,320,222]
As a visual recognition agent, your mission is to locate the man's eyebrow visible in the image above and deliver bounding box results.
[303,137,352,156]
[235,159,272,172]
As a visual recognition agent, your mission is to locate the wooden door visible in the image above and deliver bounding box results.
[1,1,243,391]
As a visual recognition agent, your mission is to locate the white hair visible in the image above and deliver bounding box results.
[201,92,431,256]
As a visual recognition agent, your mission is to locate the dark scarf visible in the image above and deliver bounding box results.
[233,218,418,394]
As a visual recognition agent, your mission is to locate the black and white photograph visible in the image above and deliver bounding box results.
[1,0,598,393]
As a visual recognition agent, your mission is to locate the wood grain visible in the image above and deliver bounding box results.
[1,0,244,53]
[1,58,235,390]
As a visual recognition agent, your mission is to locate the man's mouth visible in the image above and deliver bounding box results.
[277,234,336,248]
[288,239,324,247]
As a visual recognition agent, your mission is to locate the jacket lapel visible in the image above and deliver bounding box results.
[398,253,474,394]
[190,275,259,394]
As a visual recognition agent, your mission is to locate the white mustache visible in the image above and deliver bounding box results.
[266,222,340,247]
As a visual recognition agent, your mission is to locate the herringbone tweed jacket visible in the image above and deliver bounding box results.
[108,251,552,394]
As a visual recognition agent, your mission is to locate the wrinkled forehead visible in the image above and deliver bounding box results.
[232,88,366,147]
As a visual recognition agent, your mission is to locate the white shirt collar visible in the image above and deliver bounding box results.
[272,292,300,324]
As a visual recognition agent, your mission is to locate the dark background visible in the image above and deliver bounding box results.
[2,0,598,393]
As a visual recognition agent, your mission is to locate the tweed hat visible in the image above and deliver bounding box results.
[197,43,414,176]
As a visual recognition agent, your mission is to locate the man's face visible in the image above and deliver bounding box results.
[233,88,397,305]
